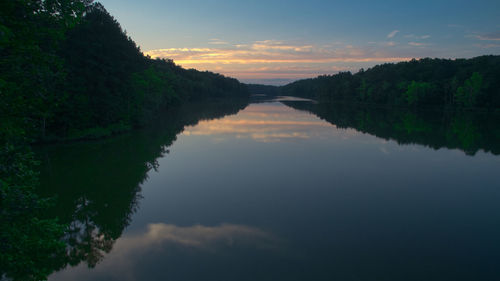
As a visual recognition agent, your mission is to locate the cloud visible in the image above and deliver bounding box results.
[145,42,413,65]
[474,43,500,49]
[476,31,500,41]
[251,40,313,52]
[387,30,400,39]
[144,39,416,81]
[208,38,229,45]
[405,34,430,39]
[408,42,429,47]
[145,43,412,75]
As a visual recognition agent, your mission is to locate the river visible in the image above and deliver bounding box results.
[36,97,500,281]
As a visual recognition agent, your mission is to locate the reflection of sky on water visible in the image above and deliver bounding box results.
[183,102,358,143]
[115,223,277,252]
[50,223,280,281]
[47,101,500,281]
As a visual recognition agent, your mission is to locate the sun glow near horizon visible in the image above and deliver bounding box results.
[144,41,418,84]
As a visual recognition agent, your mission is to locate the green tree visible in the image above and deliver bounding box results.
[0,145,67,281]
[130,65,178,124]
[455,72,483,107]
[403,81,432,105]
[0,0,88,139]
[0,1,91,280]
[279,56,500,109]
[356,78,368,101]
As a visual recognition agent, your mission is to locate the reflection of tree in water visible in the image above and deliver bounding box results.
[284,101,500,156]
[62,193,141,268]
[447,115,481,155]
[33,99,248,273]
[396,113,431,134]
[65,198,115,268]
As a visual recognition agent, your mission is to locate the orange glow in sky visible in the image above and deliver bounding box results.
[145,41,415,83]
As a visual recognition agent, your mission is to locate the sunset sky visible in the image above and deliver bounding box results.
[99,0,499,85]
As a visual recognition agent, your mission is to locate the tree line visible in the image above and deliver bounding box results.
[1,1,248,144]
[280,56,500,110]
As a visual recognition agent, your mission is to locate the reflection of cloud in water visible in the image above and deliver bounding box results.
[49,223,278,281]
[251,132,310,142]
[188,119,330,129]
[273,96,315,102]
[119,223,275,249]
[182,103,349,143]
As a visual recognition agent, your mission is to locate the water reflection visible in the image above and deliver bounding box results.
[49,223,278,281]
[122,223,275,248]
[184,102,331,142]
[34,99,248,276]
[32,98,500,281]
[284,101,500,155]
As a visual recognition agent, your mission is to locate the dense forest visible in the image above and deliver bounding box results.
[1,1,248,143]
[246,84,280,96]
[0,1,247,280]
[281,56,500,109]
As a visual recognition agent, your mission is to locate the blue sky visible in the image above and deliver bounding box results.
[98,0,500,84]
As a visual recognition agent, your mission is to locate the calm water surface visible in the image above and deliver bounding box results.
[38,99,500,281]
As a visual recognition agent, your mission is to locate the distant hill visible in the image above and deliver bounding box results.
[246,84,280,96]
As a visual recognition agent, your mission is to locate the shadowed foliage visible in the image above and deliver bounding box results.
[280,56,500,110]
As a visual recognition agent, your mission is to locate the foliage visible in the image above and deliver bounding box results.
[403,81,434,105]
[130,66,177,125]
[246,84,281,96]
[0,1,248,280]
[0,0,89,140]
[1,1,248,142]
[455,72,483,107]
[280,56,500,110]
[0,144,67,281]
[0,1,89,279]
[46,3,248,138]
